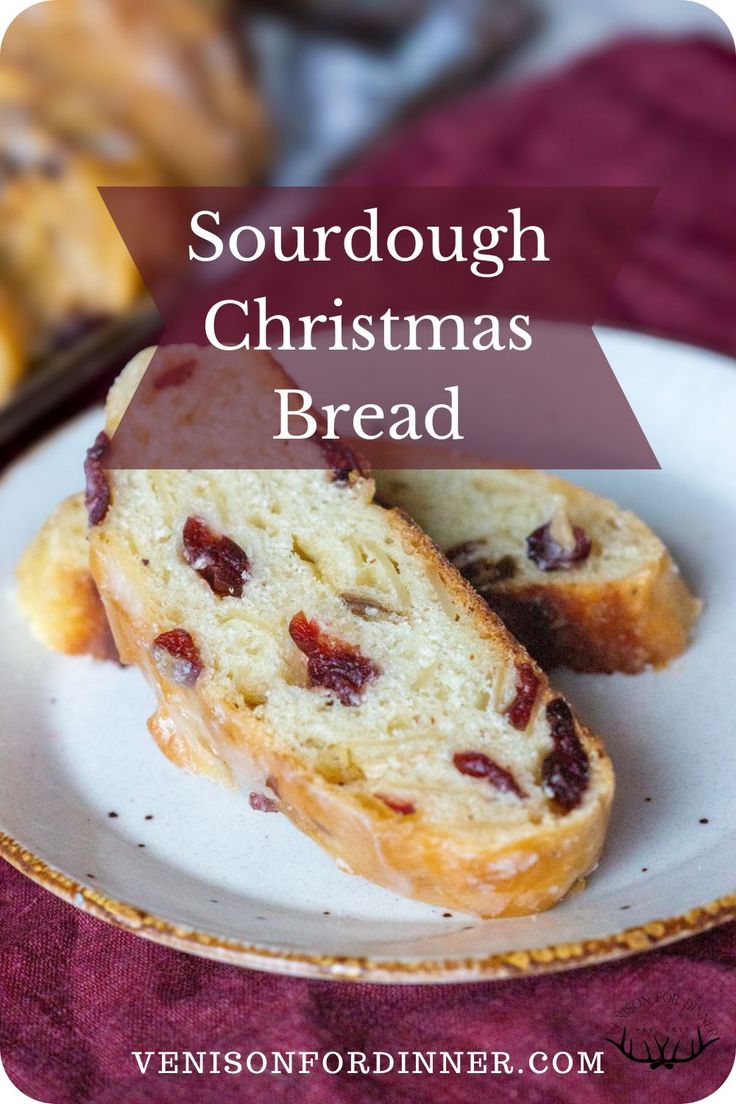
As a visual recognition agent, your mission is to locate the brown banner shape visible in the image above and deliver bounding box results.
[100,186,659,470]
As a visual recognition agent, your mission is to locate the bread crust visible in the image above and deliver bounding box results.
[16,493,117,660]
[483,553,700,674]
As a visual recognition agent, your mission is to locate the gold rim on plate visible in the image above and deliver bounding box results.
[2,830,734,983]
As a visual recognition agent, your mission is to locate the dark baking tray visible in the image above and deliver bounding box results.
[0,304,160,470]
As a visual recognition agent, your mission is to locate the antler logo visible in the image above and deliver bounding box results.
[605,1025,719,1070]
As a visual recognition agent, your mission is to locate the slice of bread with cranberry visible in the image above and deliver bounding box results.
[376,469,700,674]
[17,490,117,660]
[63,344,613,917]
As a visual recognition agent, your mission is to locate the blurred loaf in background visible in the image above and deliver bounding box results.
[0,0,269,403]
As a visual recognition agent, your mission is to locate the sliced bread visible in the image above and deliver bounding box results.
[59,344,615,917]
[376,469,700,673]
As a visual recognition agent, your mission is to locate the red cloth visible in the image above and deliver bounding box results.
[342,36,736,359]
[2,36,735,1104]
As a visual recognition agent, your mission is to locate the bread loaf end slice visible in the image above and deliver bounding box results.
[17,490,117,660]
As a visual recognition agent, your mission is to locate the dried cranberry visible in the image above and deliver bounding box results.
[526,520,591,572]
[541,698,589,811]
[506,663,540,731]
[453,751,526,799]
[446,539,485,566]
[289,611,380,706]
[152,629,203,687]
[481,591,559,671]
[546,699,584,760]
[447,541,517,591]
[153,356,196,391]
[376,794,416,815]
[182,516,251,598]
[249,791,279,813]
[84,431,111,526]
[319,440,370,483]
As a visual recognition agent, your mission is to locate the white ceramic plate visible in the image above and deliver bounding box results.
[1,328,734,982]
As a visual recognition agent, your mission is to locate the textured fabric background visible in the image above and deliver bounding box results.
[1,862,734,1103]
[2,36,735,1104]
